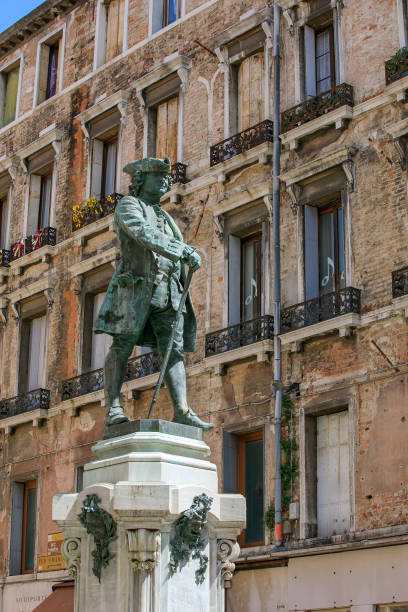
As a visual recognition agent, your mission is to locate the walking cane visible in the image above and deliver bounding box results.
[148,266,194,419]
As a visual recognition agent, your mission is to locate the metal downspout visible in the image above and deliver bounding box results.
[272,0,283,548]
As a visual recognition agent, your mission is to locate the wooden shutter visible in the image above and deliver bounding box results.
[237,430,264,546]
[9,482,24,576]
[223,431,237,494]
[155,96,178,164]
[317,411,350,537]
[91,292,112,370]
[27,315,47,391]
[3,66,19,126]
[304,205,319,301]
[103,139,117,197]
[304,25,317,99]
[91,139,104,200]
[27,175,42,236]
[238,52,264,131]
[106,0,125,62]
[22,481,37,573]
[39,174,52,229]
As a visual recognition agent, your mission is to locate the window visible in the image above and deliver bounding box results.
[37,32,63,104]
[316,411,350,537]
[19,313,47,393]
[27,164,54,236]
[10,481,37,575]
[82,291,112,372]
[88,111,120,200]
[304,201,345,301]
[229,230,263,325]
[0,61,20,127]
[76,466,84,493]
[95,0,126,67]
[304,15,337,100]
[223,430,264,546]
[0,173,11,249]
[152,0,179,33]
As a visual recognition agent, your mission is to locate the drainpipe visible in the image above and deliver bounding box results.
[272,0,283,548]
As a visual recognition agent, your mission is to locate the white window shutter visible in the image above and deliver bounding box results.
[228,235,241,326]
[304,25,316,99]
[27,315,47,391]
[27,174,42,236]
[317,411,350,537]
[91,292,112,370]
[91,139,104,200]
[304,205,319,300]
[104,141,117,196]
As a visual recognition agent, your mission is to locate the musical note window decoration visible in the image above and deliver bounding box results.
[241,233,263,322]
[318,203,345,296]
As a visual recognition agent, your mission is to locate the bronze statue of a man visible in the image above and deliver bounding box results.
[94,157,213,430]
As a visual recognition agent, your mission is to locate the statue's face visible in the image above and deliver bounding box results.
[140,172,170,201]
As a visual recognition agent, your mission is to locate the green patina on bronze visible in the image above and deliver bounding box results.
[94,157,213,431]
[78,493,117,583]
[169,493,213,585]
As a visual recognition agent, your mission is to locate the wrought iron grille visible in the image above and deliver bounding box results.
[205,315,274,357]
[280,287,361,333]
[281,83,354,133]
[61,351,161,401]
[72,193,123,231]
[0,249,10,267]
[392,266,408,298]
[10,227,57,261]
[171,163,187,184]
[0,388,50,420]
[385,47,408,84]
[210,119,273,167]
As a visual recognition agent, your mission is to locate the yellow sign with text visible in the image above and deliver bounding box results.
[37,554,66,572]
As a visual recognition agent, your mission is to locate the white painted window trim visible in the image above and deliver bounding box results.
[148,0,187,37]
[397,0,408,47]
[75,90,130,198]
[0,53,24,126]
[33,24,66,109]
[94,0,130,70]
[17,128,63,235]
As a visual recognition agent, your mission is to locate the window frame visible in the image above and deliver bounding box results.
[34,26,65,108]
[18,308,48,395]
[94,0,129,69]
[240,231,263,322]
[21,480,37,574]
[237,429,265,547]
[0,56,22,129]
[317,200,344,296]
[314,23,335,95]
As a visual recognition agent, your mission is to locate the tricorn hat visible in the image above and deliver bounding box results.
[124,157,171,176]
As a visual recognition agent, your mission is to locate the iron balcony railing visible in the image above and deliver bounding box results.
[61,351,161,401]
[280,287,361,333]
[205,315,274,357]
[171,163,187,184]
[385,47,408,85]
[392,266,408,298]
[72,192,123,232]
[0,249,10,267]
[210,119,273,167]
[10,227,57,261]
[0,388,50,420]
[281,83,354,133]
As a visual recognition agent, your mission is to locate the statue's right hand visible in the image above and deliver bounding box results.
[182,247,201,272]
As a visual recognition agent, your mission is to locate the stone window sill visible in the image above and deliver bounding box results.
[280,312,360,351]
[0,407,49,434]
[9,244,55,275]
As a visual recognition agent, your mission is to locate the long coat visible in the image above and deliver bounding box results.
[94,194,197,352]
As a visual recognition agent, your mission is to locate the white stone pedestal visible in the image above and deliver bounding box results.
[53,420,245,612]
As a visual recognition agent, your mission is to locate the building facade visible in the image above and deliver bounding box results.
[0,0,407,610]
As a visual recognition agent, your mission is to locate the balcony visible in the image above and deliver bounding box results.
[205,315,274,359]
[385,47,408,85]
[61,351,161,401]
[72,193,123,232]
[0,388,50,431]
[280,83,354,150]
[280,287,361,347]
[10,227,56,262]
[0,249,10,267]
[171,163,187,184]
[392,265,408,298]
[210,120,273,167]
